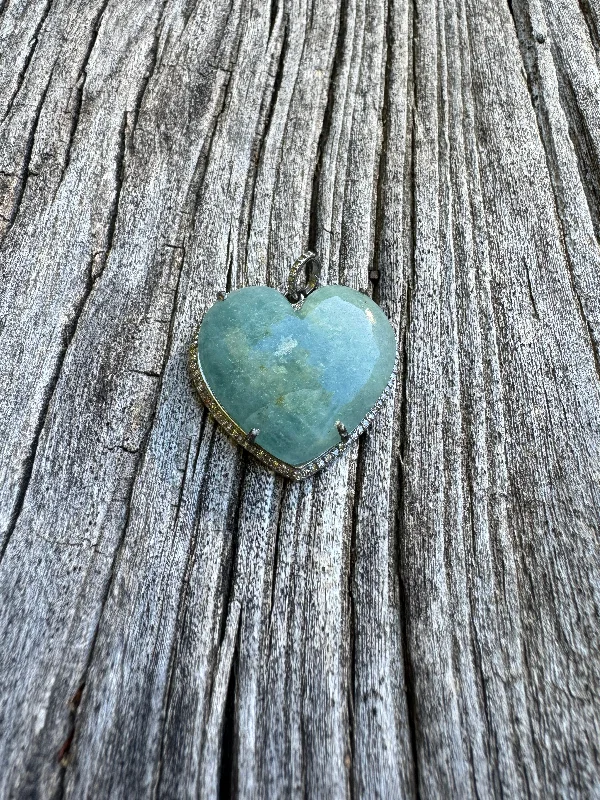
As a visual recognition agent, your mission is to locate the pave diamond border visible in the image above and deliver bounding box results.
[189,328,399,481]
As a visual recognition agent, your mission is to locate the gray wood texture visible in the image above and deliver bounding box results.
[1,0,599,796]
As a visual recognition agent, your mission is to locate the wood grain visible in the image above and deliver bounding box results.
[0,0,599,796]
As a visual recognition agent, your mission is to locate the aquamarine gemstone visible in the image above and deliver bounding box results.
[197,285,396,467]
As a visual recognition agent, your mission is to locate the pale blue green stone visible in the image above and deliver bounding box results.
[197,285,397,467]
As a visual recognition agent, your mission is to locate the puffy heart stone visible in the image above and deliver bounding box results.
[195,284,396,473]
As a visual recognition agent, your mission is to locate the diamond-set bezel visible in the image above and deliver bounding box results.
[189,329,398,481]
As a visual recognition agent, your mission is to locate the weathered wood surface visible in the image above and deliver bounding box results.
[1,0,600,796]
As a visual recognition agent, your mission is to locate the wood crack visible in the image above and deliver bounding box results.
[244,20,288,281]
[1,63,54,244]
[187,17,243,251]
[151,433,204,800]
[371,0,393,306]
[1,0,53,123]
[308,2,343,255]
[91,112,127,287]
[396,0,420,791]
[54,0,112,193]
[464,482,501,800]
[510,0,600,379]
[129,0,169,144]
[268,479,287,631]
[575,0,600,57]
[348,433,365,799]
[555,67,600,241]
[217,619,240,800]
[91,0,169,283]
[57,684,85,771]
[241,11,285,280]
[208,456,248,791]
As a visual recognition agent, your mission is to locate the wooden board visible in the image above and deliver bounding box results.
[1,0,599,796]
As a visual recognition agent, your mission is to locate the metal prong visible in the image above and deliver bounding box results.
[246,428,260,444]
[336,421,349,442]
[217,291,227,301]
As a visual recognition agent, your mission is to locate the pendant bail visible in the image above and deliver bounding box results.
[287,251,322,302]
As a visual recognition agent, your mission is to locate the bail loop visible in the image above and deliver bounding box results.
[287,251,322,302]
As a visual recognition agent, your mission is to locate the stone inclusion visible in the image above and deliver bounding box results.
[197,285,396,467]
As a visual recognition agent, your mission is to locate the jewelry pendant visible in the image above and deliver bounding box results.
[189,252,397,479]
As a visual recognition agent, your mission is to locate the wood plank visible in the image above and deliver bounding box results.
[402,0,600,795]
[0,0,599,796]
[0,0,238,794]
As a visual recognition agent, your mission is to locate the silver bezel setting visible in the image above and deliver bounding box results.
[189,329,399,480]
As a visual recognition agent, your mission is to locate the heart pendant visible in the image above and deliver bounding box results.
[189,253,397,479]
